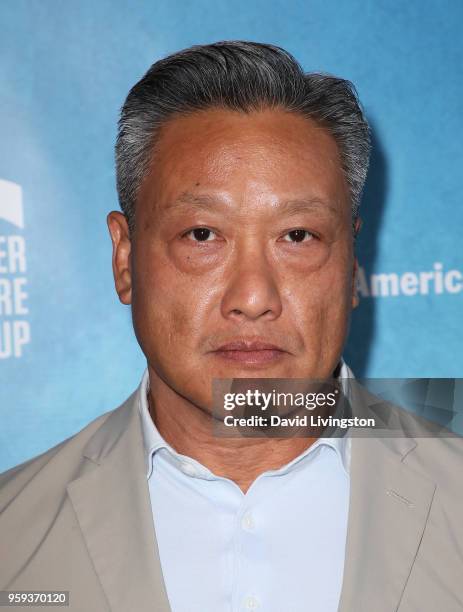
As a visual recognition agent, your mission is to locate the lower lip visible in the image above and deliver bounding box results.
[213,349,285,365]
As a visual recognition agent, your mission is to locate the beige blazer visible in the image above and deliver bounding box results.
[1,384,462,612]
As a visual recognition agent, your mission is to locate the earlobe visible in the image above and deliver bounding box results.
[107,211,132,305]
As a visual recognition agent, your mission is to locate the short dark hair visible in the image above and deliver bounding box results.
[116,40,371,233]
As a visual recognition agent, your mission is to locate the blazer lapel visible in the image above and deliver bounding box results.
[338,391,437,612]
[66,393,172,612]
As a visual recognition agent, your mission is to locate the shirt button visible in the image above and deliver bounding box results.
[241,512,255,530]
[244,596,259,609]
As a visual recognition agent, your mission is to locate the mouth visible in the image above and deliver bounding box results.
[210,339,288,366]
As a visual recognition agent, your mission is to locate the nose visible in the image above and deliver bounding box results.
[220,246,283,322]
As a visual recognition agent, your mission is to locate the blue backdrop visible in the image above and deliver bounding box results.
[1,0,462,471]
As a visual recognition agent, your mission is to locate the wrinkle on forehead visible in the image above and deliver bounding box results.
[136,107,350,225]
[163,190,342,220]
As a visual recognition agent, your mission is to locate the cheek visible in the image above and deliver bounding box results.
[284,258,353,329]
[131,251,219,351]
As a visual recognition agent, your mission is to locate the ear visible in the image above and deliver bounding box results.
[351,216,362,309]
[107,211,132,305]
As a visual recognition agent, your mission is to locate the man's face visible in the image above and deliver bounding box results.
[108,108,359,409]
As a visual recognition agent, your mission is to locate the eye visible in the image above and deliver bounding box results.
[184,227,217,242]
[282,229,314,243]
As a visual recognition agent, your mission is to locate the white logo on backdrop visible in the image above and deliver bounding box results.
[0,179,30,359]
[0,178,24,228]
[357,263,463,297]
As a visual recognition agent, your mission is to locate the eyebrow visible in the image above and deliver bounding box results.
[277,199,341,218]
[164,192,221,212]
[164,192,341,218]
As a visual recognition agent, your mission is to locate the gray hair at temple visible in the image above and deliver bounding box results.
[116,41,371,235]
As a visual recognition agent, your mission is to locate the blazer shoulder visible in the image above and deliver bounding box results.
[385,401,463,482]
[407,430,463,490]
[353,381,463,489]
[0,407,114,513]
[0,389,142,591]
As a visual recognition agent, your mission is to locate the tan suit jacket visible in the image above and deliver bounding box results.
[1,384,463,611]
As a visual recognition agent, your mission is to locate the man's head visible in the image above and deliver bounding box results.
[107,41,371,410]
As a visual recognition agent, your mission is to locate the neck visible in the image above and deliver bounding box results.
[147,366,319,493]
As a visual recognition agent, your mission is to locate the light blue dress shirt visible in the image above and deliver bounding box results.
[138,363,353,612]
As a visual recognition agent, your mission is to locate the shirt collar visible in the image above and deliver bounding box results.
[138,368,173,479]
[138,359,354,479]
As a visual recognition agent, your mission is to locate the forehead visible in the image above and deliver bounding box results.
[137,107,349,215]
